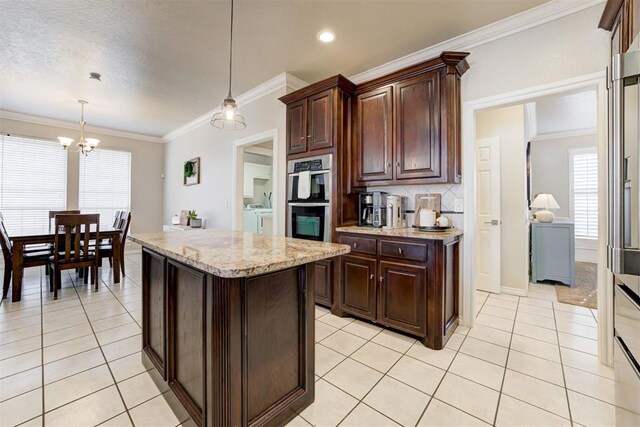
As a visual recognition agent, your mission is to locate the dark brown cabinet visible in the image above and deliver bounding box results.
[337,232,460,349]
[286,99,307,155]
[395,71,441,180]
[308,90,333,151]
[339,255,377,321]
[352,52,469,187]
[313,258,334,307]
[601,0,640,54]
[142,248,167,378]
[354,86,393,182]
[378,261,427,336]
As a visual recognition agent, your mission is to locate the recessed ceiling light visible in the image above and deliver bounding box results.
[317,30,335,43]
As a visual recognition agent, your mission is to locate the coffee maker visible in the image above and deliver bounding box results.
[358,191,387,227]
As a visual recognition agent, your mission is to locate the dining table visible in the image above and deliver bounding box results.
[9,228,122,302]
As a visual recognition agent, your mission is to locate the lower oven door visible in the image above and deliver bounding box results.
[614,282,640,424]
[288,204,330,242]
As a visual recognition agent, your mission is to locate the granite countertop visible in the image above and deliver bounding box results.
[129,229,350,278]
[335,226,463,240]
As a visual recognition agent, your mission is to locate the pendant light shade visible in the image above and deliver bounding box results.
[211,0,246,130]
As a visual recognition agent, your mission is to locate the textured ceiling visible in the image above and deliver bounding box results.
[0,0,548,137]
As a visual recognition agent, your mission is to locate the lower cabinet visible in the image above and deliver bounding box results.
[142,248,167,378]
[337,233,460,349]
[378,261,427,336]
[313,258,334,307]
[339,255,377,321]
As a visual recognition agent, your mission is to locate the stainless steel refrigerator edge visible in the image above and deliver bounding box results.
[609,49,640,425]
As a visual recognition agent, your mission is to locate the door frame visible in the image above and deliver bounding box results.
[461,71,613,366]
[231,128,280,234]
[474,136,502,294]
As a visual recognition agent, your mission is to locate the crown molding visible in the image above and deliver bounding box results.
[532,127,598,141]
[349,0,606,84]
[0,109,164,143]
[163,72,308,142]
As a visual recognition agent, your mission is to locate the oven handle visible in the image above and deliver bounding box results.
[288,170,331,177]
[617,283,640,312]
[615,335,640,379]
[288,202,330,207]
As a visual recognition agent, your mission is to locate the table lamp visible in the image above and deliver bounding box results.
[530,193,560,223]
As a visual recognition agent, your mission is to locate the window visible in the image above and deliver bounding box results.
[570,148,598,239]
[79,148,131,230]
[0,135,68,235]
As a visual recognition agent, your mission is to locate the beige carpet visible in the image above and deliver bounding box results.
[555,262,598,309]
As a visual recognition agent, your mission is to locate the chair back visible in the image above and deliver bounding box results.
[117,211,132,247]
[112,211,122,229]
[49,210,81,233]
[0,213,12,264]
[53,214,100,264]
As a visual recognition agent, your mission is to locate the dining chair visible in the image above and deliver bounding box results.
[48,213,100,299]
[0,215,51,300]
[97,211,131,276]
[49,210,81,233]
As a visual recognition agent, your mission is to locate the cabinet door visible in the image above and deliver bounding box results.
[142,249,167,378]
[339,255,377,320]
[287,99,307,155]
[354,86,393,183]
[395,71,441,180]
[314,259,334,307]
[243,167,254,198]
[378,261,427,336]
[308,89,333,151]
[167,260,207,426]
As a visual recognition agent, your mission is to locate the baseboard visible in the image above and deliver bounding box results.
[500,286,528,297]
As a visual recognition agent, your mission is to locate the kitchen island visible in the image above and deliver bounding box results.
[129,230,350,427]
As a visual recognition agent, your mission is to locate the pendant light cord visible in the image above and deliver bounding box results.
[227,0,234,98]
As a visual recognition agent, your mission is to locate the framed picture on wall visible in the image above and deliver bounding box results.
[183,157,200,186]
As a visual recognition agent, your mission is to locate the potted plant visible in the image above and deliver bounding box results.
[188,210,203,228]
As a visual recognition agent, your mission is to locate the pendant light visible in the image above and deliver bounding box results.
[211,0,246,130]
[58,100,100,156]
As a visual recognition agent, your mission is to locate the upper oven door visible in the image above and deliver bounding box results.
[288,171,331,203]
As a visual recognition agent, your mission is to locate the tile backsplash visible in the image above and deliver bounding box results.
[367,184,464,230]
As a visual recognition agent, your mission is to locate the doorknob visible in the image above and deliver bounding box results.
[484,220,499,225]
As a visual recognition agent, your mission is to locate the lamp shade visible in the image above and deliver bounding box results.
[530,193,560,210]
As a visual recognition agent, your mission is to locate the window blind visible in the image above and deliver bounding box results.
[78,148,131,230]
[571,149,598,239]
[0,135,68,236]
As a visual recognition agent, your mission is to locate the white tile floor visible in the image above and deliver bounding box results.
[0,255,623,427]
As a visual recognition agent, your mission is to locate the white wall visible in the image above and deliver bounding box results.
[0,117,165,233]
[476,105,528,293]
[461,5,608,103]
[163,88,288,234]
[531,133,598,219]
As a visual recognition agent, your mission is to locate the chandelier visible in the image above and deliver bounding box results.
[211,0,246,130]
[58,100,100,155]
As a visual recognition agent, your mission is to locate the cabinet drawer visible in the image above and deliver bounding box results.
[340,235,377,255]
[380,240,427,262]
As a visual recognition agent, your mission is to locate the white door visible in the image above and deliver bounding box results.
[475,137,501,293]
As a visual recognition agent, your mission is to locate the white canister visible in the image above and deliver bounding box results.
[436,216,449,227]
[419,209,436,227]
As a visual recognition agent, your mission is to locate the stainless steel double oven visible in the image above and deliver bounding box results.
[287,154,332,242]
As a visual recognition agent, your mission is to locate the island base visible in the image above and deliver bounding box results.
[141,248,315,427]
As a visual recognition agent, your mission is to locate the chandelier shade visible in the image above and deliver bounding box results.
[58,100,100,155]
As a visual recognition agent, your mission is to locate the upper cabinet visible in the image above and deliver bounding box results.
[354,86,394,182]
[280,76,355,156]
[352,52,469,187]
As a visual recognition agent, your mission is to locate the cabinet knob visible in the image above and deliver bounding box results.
[398,247,403,255]
[353,242,358,248]
[380,276,384,282]
[307,135,311,138]
[300,136,305,140]
[370,274,374,280]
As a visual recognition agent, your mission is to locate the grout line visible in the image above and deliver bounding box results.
[491,295,519,426]
[552,300,574,425]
